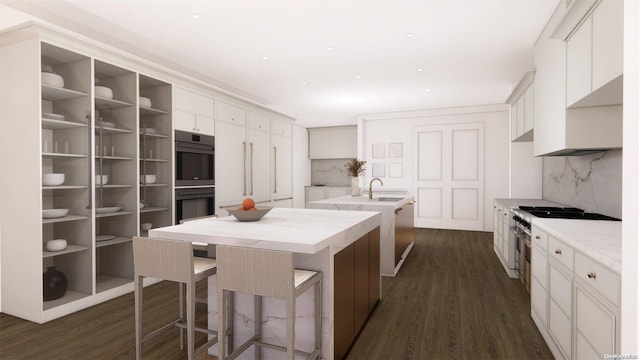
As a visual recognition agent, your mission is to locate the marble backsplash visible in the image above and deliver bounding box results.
[310,159,352,186]
[543,149,622,219]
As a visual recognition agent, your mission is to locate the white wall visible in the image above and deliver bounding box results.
[292,124,310,208]
[359,105,510,231]
[621,0,640,353]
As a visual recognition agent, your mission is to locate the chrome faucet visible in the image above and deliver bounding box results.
[369,177,383,199]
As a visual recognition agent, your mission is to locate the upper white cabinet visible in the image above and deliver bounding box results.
[173,86,214,135]
[533,2,622,156]
[566,0,623,108]
[308,126,357,159]
[506,70,535,142]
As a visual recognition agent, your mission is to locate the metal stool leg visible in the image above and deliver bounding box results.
[134,275,143,360]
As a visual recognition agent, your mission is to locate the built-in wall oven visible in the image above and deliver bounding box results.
[175,130,214,187]
[175,130,215,223]
[175,187,215,224]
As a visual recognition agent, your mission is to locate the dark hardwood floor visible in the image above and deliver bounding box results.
[0,228,552,360]
[347,228,553,360]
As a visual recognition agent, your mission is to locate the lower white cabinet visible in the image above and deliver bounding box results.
[530,225,620,359]
[575,284,617,358]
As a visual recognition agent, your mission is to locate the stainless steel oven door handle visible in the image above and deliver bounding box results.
[175,142,213,155]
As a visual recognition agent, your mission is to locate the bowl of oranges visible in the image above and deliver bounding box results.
[227,198,272,222]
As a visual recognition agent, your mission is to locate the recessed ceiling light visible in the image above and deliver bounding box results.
[301,81,308,85]
[191,14,201,19]
[405,33,414,38]
[355,75,361,79]
[417,67,424,72]
[424,88,431,92]
[261,56,269,61]
[326,46,334,51]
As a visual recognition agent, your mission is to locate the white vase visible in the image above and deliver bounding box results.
[351,177,361,196]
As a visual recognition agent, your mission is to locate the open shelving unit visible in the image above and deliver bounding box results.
[139,74,173,233]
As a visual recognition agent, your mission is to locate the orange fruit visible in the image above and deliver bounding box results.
[248,207,257,211]
[242,198,255,210]
[236,206,245,211]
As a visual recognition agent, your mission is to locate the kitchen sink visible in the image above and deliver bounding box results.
[375,197,404,202]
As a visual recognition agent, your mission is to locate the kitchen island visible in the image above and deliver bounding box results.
[149,207,381,360]
[307,195,414,276]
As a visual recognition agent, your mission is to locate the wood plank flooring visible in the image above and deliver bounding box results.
[0,229,553,359]
[347,228,553,360]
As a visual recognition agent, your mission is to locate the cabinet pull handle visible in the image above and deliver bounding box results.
[273,146,277,193]
[250,142,254,195]
[395,207,403,214]
[242,141,247,196]
[555,249,562,255]
[587,272,597,279]
[535,236,540,239]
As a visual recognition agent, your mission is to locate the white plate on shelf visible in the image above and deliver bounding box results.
[42,209,69,218]
[140,127,156,134]
[42,112,65,121]
[96,234,117,242]
[96,121,115,128]
[95,207,122,214]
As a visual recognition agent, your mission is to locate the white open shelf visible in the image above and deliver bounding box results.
[95,236,131,248]
[43,290,91,311]
[139,207,168,213]
[42,185,88,190]
[94,184,134,189]
[42,152,88,158]
[95,210,134,218]
[95,155,134,161]
[139,106,168,116]
[94,126,132,135]
[42,244,89,258]
[96,275,132,293]
[95,96,132,110]
[139,158,169,162]
[41,85,87,101]
[42,118,87,130]
[138,183,169,187]
[42,215,88,224]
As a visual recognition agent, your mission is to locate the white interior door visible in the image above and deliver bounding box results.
[414,123,484,230]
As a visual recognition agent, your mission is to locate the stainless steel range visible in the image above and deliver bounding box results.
[510,206,620,293]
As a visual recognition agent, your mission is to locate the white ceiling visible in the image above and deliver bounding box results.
[2,0,559,127]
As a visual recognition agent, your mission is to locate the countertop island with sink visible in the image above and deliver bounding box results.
[149,207,381,360]
[307,195,415,276]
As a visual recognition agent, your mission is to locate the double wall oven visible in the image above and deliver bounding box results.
[510,206,620,293]
[175,130,215,224]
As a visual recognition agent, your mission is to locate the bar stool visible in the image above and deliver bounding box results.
[133,236,226,360]
[216,245,322,360]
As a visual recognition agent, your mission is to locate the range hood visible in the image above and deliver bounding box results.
[540,105,622,156]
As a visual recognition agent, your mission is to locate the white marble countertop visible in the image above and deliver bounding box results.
[148,207,381,254]
[532,218,622,273]
[310,194,414,208]
[494,198,564,209]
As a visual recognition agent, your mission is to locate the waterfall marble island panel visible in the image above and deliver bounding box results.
[149,208,382,360]
[307,195,415,277]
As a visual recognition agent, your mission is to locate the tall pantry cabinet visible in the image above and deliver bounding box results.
[0,29,170,323]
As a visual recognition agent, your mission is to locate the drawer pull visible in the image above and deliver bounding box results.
[535,236,540,239]
[587,272,597,279]
[555,249,562,255]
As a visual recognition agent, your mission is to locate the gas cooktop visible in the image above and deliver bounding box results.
[518,206,620,221]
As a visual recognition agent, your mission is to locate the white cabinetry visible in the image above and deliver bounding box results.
[138,75,172,234]
[533,4,622,156]
[271,118,293,202]
[506,70,535,142]
[216,101,293,213]
[566,0,623,108]
[308,126,357,159]
[173,86,214,135]
[492,201,516,278]
[0,34,171,323]
[530,225,620,360]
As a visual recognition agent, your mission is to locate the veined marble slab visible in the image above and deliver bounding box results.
[149,207,381,254]
[308,195,414,276]
[148,207,382,359]
[532,218,622,273]
[494,198,564,209]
